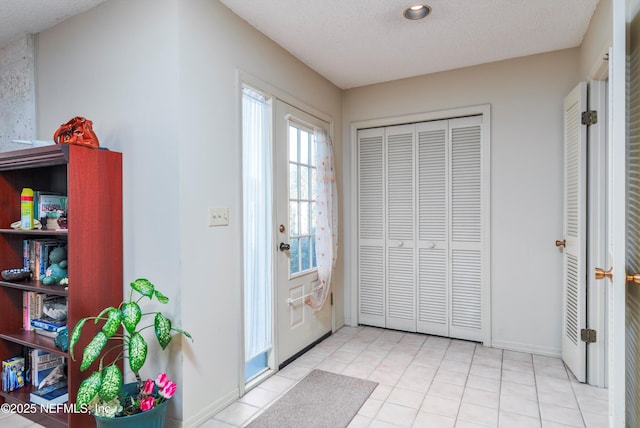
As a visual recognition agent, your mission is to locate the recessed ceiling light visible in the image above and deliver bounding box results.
[403,4,431,20]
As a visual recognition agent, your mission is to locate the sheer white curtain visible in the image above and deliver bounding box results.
[307,127,338,310]
[242,87,272,363]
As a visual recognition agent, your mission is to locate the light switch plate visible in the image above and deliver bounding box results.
[208,207,229,227]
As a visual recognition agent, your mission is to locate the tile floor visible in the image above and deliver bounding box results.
[4,325,609,428]
[202,326,609,428]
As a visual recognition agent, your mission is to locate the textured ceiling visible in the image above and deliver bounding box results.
[0,0,600,90]
[0,0,108,49]
[220,0,600,89]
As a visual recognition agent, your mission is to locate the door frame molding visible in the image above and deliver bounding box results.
[609,0,626,423]
[586,80,607,387]
[349,103,491,346]
[237,70,336,395]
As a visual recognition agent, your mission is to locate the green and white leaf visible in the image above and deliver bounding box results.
[172,327,193,341]
[128,332,147,374]
[98,365,123,401]
[154,289,169,304]
[155,313,172,349]
[77,371,102,408]
[101,308,123,338]
[69,317,88,361]
[81,331,108,371]
[130,278,154,298]
[122,302,142,334]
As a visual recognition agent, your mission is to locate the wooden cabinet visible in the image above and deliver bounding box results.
[0,145,122,428]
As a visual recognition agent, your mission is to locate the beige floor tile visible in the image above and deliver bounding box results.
[412,410,456,428]
[9,326,609,428]
[376,402,418,426]
[499,410,541,428]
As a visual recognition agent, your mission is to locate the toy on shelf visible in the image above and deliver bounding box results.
[42,247,68,285]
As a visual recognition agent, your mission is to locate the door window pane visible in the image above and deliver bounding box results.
[242,86,272,381]
[288,122,318,276]
[289,164,299,200]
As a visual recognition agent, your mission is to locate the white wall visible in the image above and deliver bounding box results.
[36,0,342,426]
[175,0,342,425]
[343,49,580,356]
[36,0,184,420]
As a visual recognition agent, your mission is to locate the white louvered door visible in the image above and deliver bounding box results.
[358,128,386,327]
[416,120,449,336]
[385,125,416,331]
[448,116,484,342]
[357,115,487,341]
[561,83,587,382]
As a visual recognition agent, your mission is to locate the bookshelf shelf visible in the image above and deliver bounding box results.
[0,331,67,356]
[0,145,123,428]
[0,280,68,297]
[0,229,68,236]
[1,385,68,428]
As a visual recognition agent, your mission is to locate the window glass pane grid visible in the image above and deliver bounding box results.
[288,122,318,275]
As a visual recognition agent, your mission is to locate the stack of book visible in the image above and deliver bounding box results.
[22,291,45,331]
[29,349,66,389]
[22,239,65,282]
[30,318,67,339]
[24,293,67,340]
[29,379,68,406]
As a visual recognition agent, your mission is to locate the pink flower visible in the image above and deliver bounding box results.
[139,396,155,412]
[141,378,155,395]
[159,380,177,399]
[155,373,169,388]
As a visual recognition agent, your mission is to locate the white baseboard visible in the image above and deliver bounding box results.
[491,339,561,358]
[180,388,240,428]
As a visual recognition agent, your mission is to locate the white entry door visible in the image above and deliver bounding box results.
[561,82,587,382]
[274,100,332,366]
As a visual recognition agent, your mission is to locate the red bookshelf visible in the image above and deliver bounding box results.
[0,145,122,428]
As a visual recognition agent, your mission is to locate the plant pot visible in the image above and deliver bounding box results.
[93,383,169,428]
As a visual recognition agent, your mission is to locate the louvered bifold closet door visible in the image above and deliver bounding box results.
[416,120,449,336]
[448,116,484,342]
[357,128,386,327]
[385,124,416,331]
[561,83,587,382]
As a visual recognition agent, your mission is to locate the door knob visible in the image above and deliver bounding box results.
[555,240,566,248]
[627,273,640,284]
[279,242,290,251]
[595,267,613,281]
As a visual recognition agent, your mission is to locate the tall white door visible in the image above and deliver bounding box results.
[448,116,485,342]
[385,124,416,331]
[274,100,331,366]
[358,128,386,328]
[416,120,449,336]
[561,82,588,382]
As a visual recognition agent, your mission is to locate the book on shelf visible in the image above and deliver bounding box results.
[23,292,45,331]
[2,356,26,392]
[29,380,68,406]
[30,318,66,333]
[33,326,66,339]
[34,191,66,220]
[30,349,66,389]
[22,239,65,282]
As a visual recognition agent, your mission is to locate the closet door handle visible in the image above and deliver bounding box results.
[397,241,404,247]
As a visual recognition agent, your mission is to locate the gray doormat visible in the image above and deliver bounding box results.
[246,369,378,428]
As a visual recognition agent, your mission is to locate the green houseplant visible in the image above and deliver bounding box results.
[70,278,191,425]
